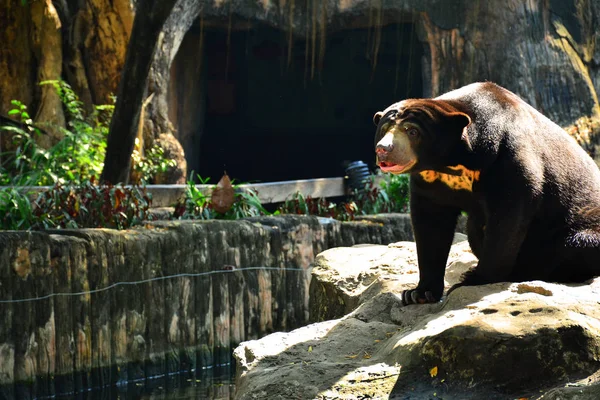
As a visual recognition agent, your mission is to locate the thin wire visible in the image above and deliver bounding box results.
[0,267,307,304]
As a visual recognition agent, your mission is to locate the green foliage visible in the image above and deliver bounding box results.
[175,174,213,219]
[277,192,345,219]
[34,179,152,229]
[174,173,270,220]
[228,189,271,219]
[379,172,410,212]
[0,188,37,230]
[0,81,112,186]
[0,100,49,185]
[278,174,410,220]
[0,81,174,230]
[41,80,112,183]
[175,172,410,222]
[131,140,177,184]
[42,80,86,121]
[0,179,152,230]
[1,80,171,187]
[0,80,410,229]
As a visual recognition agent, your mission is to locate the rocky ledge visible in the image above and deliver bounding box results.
[234,238,600,399]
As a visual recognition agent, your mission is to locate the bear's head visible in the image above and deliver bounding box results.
[373,99,471,174]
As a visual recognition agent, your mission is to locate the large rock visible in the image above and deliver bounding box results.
[234,241,600,399]
[309,234,470,322]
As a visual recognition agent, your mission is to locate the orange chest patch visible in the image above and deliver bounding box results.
[419,165,481,191]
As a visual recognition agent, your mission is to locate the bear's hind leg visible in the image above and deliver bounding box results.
[550,229,600,283]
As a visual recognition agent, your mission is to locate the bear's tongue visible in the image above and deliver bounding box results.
[379,160,415,173]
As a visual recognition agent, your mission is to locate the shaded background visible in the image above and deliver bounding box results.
[1,0,599,183]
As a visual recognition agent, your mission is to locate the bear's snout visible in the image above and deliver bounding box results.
[376,142,394,158]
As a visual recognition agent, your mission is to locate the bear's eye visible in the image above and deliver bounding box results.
[407,128,419,137]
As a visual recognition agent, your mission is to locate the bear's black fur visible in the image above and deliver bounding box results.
[373,82,600,304]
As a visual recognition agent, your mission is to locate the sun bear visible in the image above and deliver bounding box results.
[373,82,600,305]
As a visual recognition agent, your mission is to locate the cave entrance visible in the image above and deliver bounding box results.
[169,21,423,183]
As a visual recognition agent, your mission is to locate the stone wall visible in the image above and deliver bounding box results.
[0,214,412,397]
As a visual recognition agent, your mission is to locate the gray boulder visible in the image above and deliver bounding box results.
[234,241,600,399]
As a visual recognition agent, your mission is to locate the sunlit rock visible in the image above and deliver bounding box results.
[234,242,600,399]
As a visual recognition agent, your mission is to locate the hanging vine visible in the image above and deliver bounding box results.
[287,0,295,67]
[225,2,233,82]
[310,0,317,80]
[304,0,310,88]
[365,0,383,80]
[394,10,406,97]
[370,0,383,74]
[198,13,205,77]
[318,0,327,75]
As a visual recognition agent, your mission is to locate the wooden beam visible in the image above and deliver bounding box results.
[242,177,347,203]
[1,176,358,207]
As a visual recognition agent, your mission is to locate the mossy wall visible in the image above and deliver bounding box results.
[0,214,413,397]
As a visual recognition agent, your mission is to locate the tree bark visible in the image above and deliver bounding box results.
[100,0,178,184]
[31,0,66,147]
[0,1,36,153]
[143,0,203,184]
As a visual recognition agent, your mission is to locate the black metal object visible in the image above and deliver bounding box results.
[345,161,371,191]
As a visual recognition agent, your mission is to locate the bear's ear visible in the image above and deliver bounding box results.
[447,112,472,150]
[447,112,471,131]
[373,111,384,126]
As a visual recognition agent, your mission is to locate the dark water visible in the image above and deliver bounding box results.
[137,374,235,400]
[45,368,235,400]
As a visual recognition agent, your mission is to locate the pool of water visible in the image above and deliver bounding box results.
[139,374,235,400]
[45,368,235,400]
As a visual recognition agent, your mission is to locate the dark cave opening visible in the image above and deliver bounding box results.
[169,21,423,183]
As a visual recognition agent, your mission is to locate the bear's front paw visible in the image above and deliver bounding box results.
[401,288,439,305]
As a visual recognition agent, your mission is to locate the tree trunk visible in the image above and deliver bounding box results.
[0,0,67,148]
[143,0,203,184]
[0,0,133,151]
[100,0,179,184]
[30,0,66,148]
[53,0,133,113]
[0,1,35,113]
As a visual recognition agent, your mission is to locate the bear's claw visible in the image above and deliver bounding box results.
[401,289,438,305]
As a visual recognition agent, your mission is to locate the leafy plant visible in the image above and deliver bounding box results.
[0,188,38,230]
[174,173,270,220]
[131,139,177,183]
[0,82,112,186]
[349,173,409,216]
[33,179,152,230]
[379,173,410,212]
[1,179,152,231]
[278,174,410,221]
[1,80,170,187]
[0,100,50,185]
[38,80,112,184]
[227,189,271,219]
[174,174,213,219]
[278,192,343,219]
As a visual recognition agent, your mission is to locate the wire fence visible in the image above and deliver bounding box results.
[0,266,307,304]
